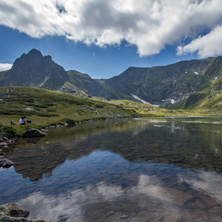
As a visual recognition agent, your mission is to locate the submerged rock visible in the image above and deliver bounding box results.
[0,203,47,222]
[0,158,14,168]
[22,129,47,138]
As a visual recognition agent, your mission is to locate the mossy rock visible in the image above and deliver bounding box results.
[0,203,47,222]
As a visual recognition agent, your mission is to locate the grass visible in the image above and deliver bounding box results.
[0,86,136,136]
[0,86,220,137]
[186,77,222,114]
[102,98,192,117]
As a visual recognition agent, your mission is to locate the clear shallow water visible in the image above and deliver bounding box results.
[0,118,222,222]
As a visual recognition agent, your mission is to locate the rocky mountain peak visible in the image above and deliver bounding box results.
[13,49,43,67]
[27,49,43,58]
[0,49,69,90]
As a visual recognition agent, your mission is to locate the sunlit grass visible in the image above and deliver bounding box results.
[1,86,221,137]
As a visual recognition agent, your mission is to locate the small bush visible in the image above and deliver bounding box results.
[60,118,76,124]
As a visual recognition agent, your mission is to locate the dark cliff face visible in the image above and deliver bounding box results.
[0,49,69,90]
[105,57,222,107]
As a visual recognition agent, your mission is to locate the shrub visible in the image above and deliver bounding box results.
[60,118,76,124]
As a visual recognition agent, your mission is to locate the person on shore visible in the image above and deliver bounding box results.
[19,116,26,125]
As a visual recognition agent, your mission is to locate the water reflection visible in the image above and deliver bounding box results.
[5,118,222,182]
[6,151,221,222]
[0,118,222,221]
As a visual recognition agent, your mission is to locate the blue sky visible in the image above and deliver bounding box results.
[0,0,222,79]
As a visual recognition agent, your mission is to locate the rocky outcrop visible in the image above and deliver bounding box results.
[0,203,47,222]
[0,146,14,168]
[0,49,69,90]
[22,129,47,138]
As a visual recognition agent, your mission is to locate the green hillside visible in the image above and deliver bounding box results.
[0,86,191,137]
[182,76,222,114]
[0,86,132,124]
[105,56,222,107]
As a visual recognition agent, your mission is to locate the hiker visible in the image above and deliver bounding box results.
[19,116,26,125]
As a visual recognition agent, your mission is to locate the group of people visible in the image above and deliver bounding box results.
[11,116,32,125]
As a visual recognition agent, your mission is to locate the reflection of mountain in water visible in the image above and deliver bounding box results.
[3,151,222,222]
[7,118,222,181]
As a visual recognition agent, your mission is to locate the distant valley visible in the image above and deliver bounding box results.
[1,49,222,112]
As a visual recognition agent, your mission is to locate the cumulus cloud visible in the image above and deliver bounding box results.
[0,0,222,57]
[177,24,222,57]
[0,63,12,71]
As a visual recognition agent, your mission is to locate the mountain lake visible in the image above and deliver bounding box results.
[0,117,222,222]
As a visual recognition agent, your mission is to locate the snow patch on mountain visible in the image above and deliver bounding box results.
[132,94,159,107]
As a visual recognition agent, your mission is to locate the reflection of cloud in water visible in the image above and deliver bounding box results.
[97,182,124,201]
[178,171,222,203]
[130,175,191,206]
[18,184,126,221]
[17,180,183,221]
[17,170,222,222]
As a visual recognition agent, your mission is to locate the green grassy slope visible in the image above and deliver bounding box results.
[180,76,222,114]
[0,86,192,137]
[0,86,135,124]
[0,86,136,136]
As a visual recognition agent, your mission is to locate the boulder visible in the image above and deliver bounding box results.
[0,142,8,148]
[0,158,14,168]
[0,203,29,218]
[22,129,47,138]
[0,203,48,222]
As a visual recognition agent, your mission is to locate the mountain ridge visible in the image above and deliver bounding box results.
[1,49,222,110]
[105,56,222,107]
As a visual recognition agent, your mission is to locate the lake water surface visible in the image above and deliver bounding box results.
[0,117,222,222]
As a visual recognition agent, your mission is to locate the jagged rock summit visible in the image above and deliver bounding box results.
[0,49,69,90]
[0,49,116,98]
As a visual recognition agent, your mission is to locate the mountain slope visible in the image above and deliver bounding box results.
[1,49,222,110]
[105,56,222,107]
[0,49,70,90]
[0,49,119,98]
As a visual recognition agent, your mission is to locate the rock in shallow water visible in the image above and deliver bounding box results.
[22,129,47,138]
[0,203,48,222]
[0,158,14,168]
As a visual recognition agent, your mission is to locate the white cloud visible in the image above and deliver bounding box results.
[0,63,12,71]
[0,0,222,57]
[177,24,222,57]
